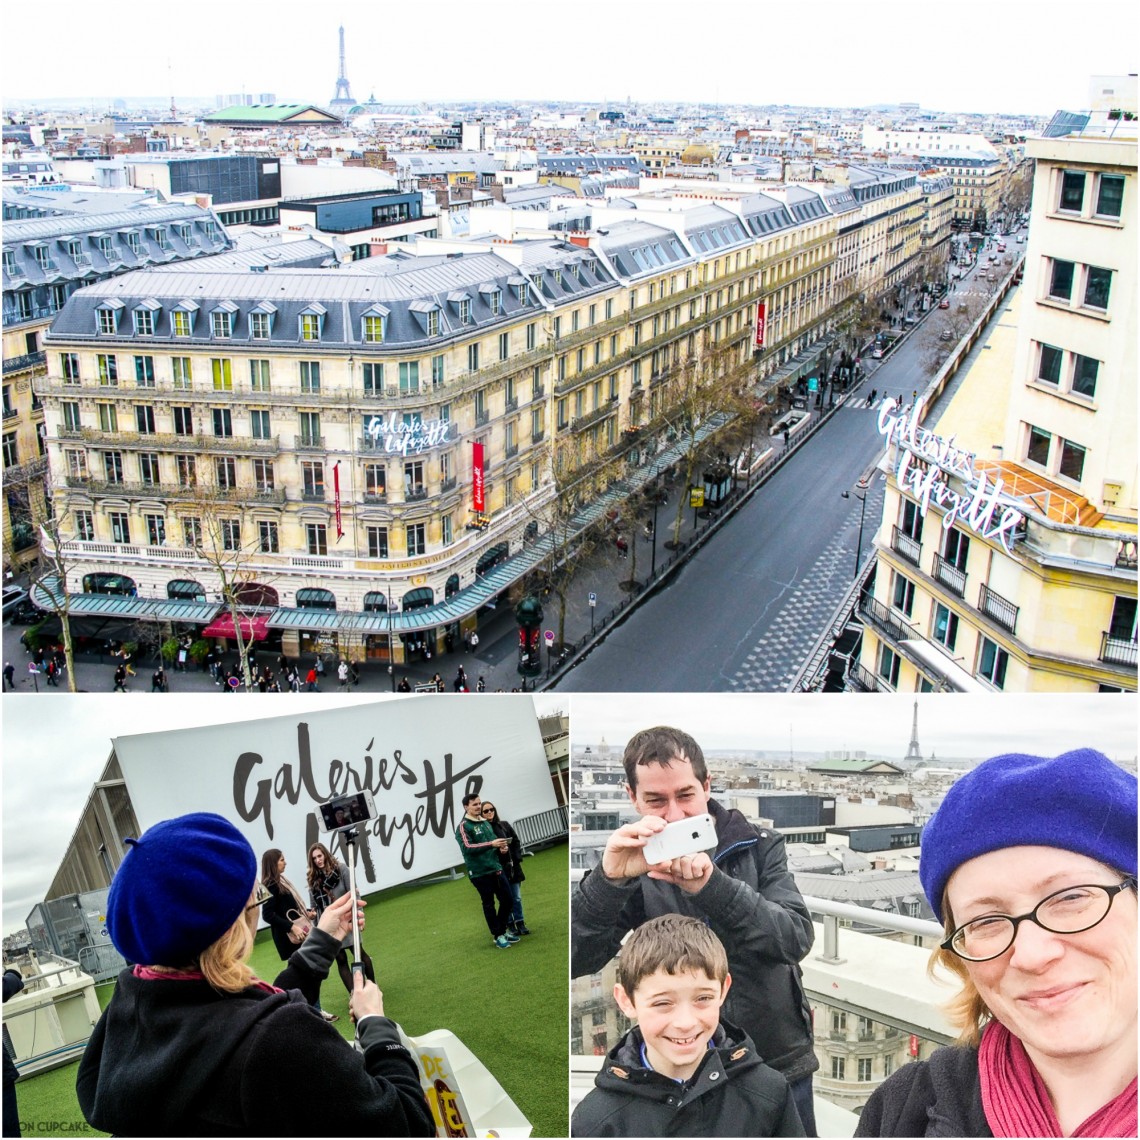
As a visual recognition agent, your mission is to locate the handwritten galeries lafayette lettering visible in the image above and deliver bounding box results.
[877,398,1025,554]
[364,413,452,456]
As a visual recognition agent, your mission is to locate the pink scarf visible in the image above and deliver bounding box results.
[133,964,282,994]
[979,1020,1138,1138]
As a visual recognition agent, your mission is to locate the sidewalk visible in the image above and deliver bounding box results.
[2,378,884,699]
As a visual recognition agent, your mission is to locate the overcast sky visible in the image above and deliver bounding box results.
[570,692,1138,763]
[3,0,1135,115]
[1,692,563,936]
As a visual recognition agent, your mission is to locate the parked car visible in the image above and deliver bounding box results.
[939,299,950,309]
[2,585,29,619]
[871,347,884,359]
[940,329,954,341]
[7,598,41,624]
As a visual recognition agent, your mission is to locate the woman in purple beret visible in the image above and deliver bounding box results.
[857,748,1136,1139]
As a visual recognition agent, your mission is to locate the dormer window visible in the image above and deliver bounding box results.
[149,227,171,251]
[249,302,276,340]
[122,230,141,255]
[133,300,160,336]
[96,234,118,262]
[95,300,123,335]
[299,303,326,342]
[361,304,389,344]
[172,300,198,337]
[30,243,53,270]
[64,238,86,264]
[553,268,563,286]
[203,222,218,242]
[409,299,441,338]
[175,224,195,245]
[2,250,17,275]
[210,302,237,339]
[472,282,503,317]
[459,299,471,324]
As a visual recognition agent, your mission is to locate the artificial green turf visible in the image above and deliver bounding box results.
[13,843,569,1138]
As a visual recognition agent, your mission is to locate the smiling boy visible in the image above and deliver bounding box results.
[571,915,804,1137]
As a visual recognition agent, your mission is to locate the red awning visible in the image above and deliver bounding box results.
[201,613,270,641]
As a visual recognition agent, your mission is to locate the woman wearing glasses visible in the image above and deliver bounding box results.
[76,812,434,1136]
[480,801,531,937]
[857,749,1136,1138]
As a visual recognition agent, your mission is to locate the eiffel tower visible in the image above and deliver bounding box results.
[904,700,922,763]
[330,26,354,109]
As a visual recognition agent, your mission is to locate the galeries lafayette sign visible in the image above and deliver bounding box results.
[877,398,1025,554]
[364,413,452,456]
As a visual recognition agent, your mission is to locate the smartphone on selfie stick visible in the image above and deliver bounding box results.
[319,790,378,982]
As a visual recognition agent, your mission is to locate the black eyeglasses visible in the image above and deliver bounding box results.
[245,884,272,911]
[482,807,495,814]
[942,877,1136,962]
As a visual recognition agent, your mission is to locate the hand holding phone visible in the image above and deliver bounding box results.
[642,813,717,865]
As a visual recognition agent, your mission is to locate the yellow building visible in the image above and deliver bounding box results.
[856,113,1136,693]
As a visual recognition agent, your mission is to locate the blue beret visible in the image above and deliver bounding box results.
[107,812,257,966]
[919,749,1137,923]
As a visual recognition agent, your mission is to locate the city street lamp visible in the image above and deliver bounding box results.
[841,481,869,580]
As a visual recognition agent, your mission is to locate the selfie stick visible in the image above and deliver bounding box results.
[343,827,365,980]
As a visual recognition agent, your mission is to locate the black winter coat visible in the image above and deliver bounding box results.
[490,819,525,883]
[854,1045,991,1138]
[75,929,435,1137]
[571,1019,805,1137]
[571,799,818,1083]
[262,878,309,961]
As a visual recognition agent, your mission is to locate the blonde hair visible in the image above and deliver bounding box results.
[928,892,992,1046]
[147,911,256,995]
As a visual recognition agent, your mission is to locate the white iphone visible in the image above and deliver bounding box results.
[642,813,717,864]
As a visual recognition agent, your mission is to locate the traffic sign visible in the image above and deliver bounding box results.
[543,629,554,645]
[588,592,597,607]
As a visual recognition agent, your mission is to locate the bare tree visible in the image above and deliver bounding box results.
[183,500,278,690]
[520,433,623,650]
[653,338,755,549]
[6,487,82,691]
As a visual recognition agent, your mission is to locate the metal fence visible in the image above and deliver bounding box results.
[514,803,569,850]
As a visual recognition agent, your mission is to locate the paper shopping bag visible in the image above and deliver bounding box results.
[399,1026,532,1138]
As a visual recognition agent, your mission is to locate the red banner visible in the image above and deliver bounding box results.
[472,442,485,513]
[333,462,343,539]
[754,301,767,349]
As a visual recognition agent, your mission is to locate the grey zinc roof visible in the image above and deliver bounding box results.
[148,236,335,273]
[44,244,614,351]
[593,220,693,280]
[3,203,222,244]
[738,193,795,237]
[2,189,159,217]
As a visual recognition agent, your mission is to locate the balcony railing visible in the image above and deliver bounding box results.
[362,491,387,504]
[1100,632,1138,668]
[978,583,1018,634]
[474,409,490,427]
[294,434,325,451]
[63,477,285,504]
[848,661,887,692]
[932,553,966,597]
[857,594,915,646]
[3,350,46,375]
[890,525,921,566]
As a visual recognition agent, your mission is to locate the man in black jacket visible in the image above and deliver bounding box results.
[571,726,819,1135]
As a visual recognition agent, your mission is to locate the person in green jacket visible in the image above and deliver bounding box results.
[455,793,518,949]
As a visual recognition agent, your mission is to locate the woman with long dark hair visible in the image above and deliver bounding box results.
[306,841,376,991]
[261,848,336,1022]
[481,801,531,937]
